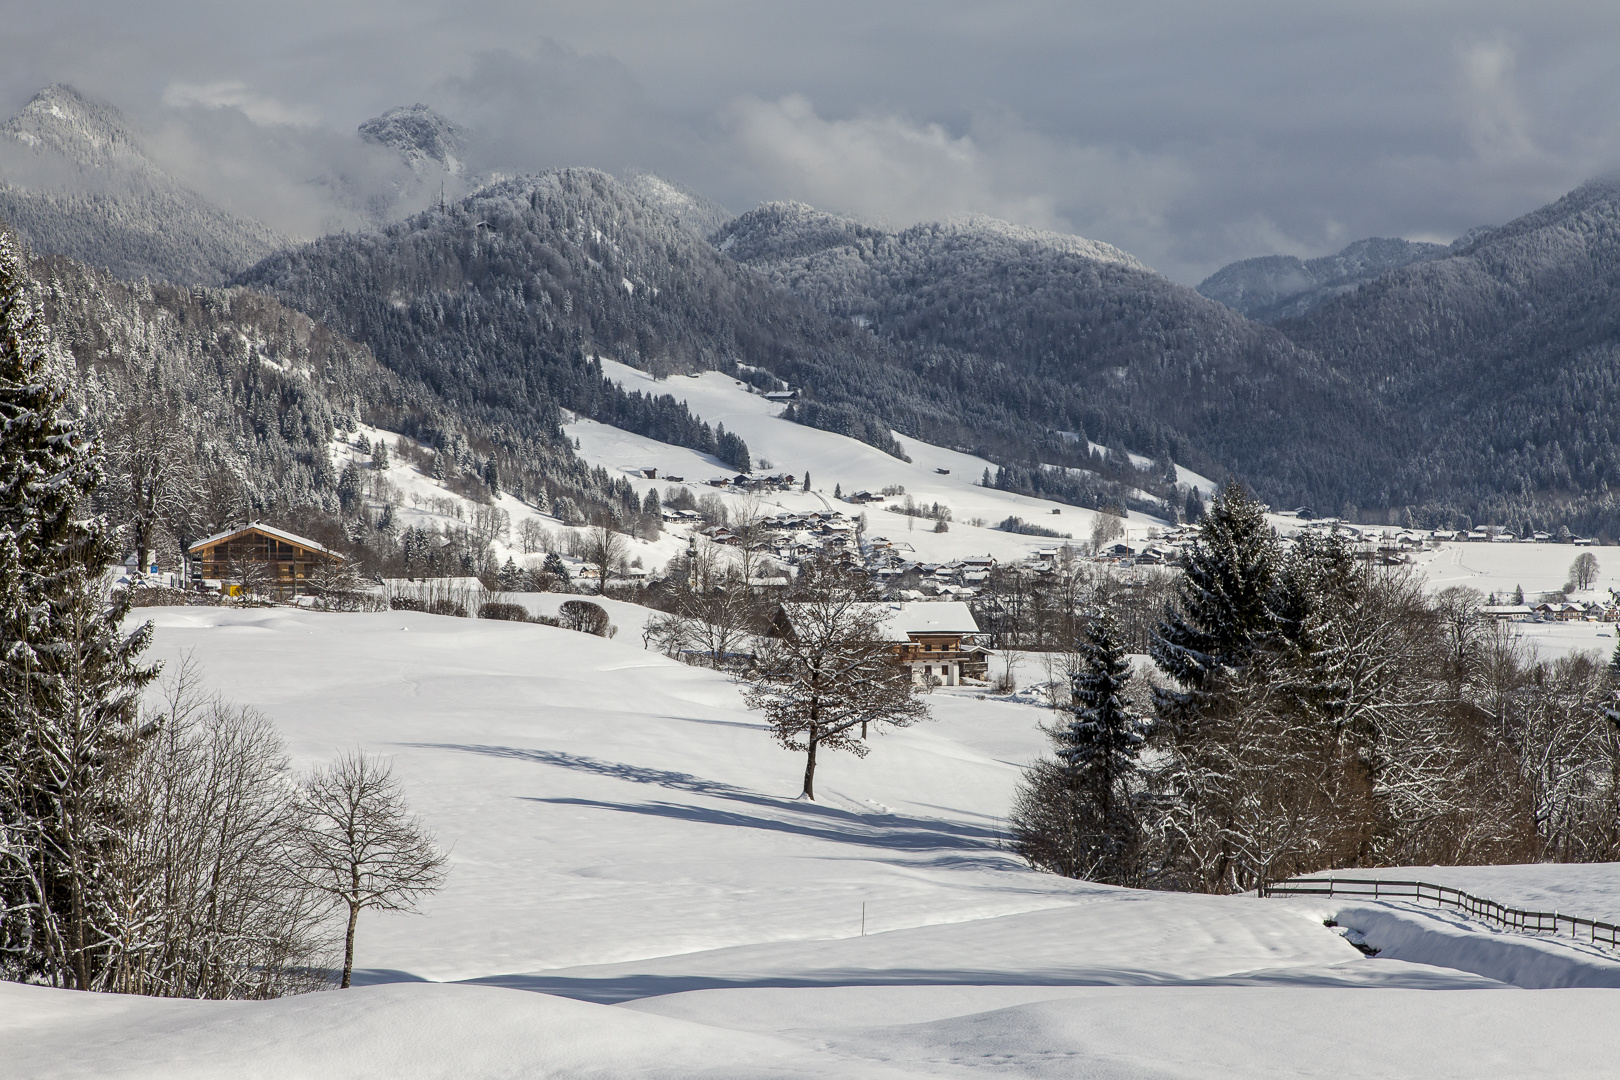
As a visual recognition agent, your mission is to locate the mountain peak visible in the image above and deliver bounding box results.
[358,104,466,175]
[1197,235,1450,322]
[2,84,153,172]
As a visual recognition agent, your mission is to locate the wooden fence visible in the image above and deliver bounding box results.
[1259,876,1620,950]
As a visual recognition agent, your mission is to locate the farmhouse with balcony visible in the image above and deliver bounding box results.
[770,600,983,686]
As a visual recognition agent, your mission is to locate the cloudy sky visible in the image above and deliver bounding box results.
[6,1,1619,282]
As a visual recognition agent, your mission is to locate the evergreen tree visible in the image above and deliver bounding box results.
[1063,610,1150,809]
[1513,584,1524,605]
[802,472,811,492]
[337,462,364,512]
[0,232,157,988]
[1010,608,1148,883]
[834,483,842,500]
[371,439,389,472]
[1151,481,1278,725]
[483,458,500,496]
[542,551,571,588]
[498,556,521,591]
[1183,486,1205,524]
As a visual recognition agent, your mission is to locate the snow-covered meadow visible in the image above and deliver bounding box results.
[5,603,1620,1078]
[567,359,1176,564]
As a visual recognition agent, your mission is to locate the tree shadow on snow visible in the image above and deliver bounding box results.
[526,795,1004,856]
[402,743,751,798]
[460,962,1495,1003]
[403,742,1005,855]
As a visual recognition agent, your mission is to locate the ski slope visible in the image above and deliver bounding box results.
[5,605,1620,1078]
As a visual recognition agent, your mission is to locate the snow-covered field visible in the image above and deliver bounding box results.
[5,604,1620,1078]
[1409,540,1620,603]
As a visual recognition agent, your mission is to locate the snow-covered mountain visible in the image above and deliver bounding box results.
[1196,236,1451,322]
[358,103,468,176]
[714,199,1357,513]
[1276,174,1620,534]
[0,85,288,284]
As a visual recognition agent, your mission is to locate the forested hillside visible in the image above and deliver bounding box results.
[16,76,1620,537]
[26,244,660,568]
[1280,176,1620,535]
[1197,236,1452,323]
[235,170,869,473]
[0,86,288,284]
[716,201,1376,514]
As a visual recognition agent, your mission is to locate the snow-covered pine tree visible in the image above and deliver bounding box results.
[498,556,521,591]
[1010,608,1148,883]
[0,231,157,988]
[1150,481,1278,729]
[1604,640,1620,739]
[1183,486,1205,524]
[1062,609,1149,812]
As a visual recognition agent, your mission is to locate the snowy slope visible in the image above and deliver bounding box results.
[335,423,691,575]
[6,605,1620,1077]
[569,359,1170,565]
[131,607,1086,980]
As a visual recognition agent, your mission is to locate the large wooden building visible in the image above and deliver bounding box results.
[188,523,338,597]
[772,600,983,686]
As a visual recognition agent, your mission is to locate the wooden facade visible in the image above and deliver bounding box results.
[771,601,982,686]
[188,523,337,597]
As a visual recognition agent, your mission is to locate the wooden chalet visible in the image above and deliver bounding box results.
[771,600,982,686]
[188,522,338,597]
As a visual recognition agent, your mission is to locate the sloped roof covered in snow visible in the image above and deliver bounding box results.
[187,521,337,557]
[778,600,978,641]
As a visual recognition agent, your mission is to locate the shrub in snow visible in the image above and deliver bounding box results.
[558,599,612,636]
[478,601,530,622]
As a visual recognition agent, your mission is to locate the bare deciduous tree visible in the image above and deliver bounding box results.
[308,558,371,611]
[745,569,928,800]
[102,661,333,998]
[289,753,448,989]
[517,517,551,554]
[585,525,628,595]
[1568,551,1601,592]
[104,401,201,572]
[1089,510,1125,555]
[225,553,271,603]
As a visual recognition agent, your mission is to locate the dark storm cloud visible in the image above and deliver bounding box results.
[6,2,1620,281]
